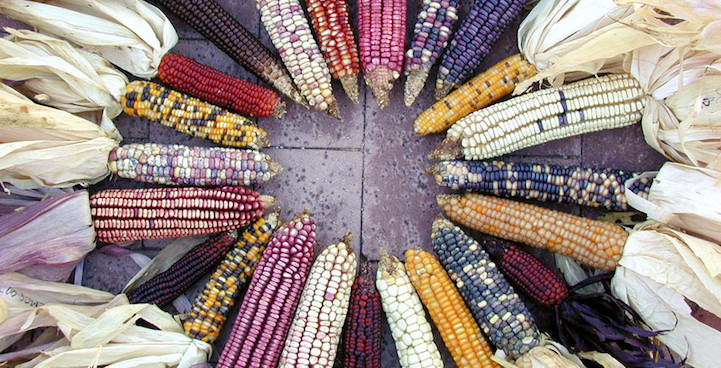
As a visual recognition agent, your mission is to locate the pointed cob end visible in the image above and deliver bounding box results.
[428,137,462,160]
[424,163,441,179]
[260,195,277,208]
[340,75,360,104]
[341,232,353,245]
[434,81,453,100]
[274,100,288,118]
[435,195,460,213]
[365,67,397,109]
[326,101,342,120]
[268,160,284,179]
[378,248,399,276]
[404,69,428,107]
[432,214,455,232]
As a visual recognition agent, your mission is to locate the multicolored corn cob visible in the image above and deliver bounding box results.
[415,54,536,135]
[358,0,406,108]
[436,193,629,271]
[184,210,281,342]
[428,160,652,211]
[152,0,305,106]
[158,53,287,118]
[376,249,443,368]
[108,143,282,187]
[216,211,316,368]
[432,73,645,160]
[405,248,499,368]
[431,217,541,359]
[435,0,528,97]
[403,0,460,106]
[126,231,237,307]
[257,0,340,118]
[342,261,382,368]
[278,234,357,367]
[90,186,271,244]
[121,81,269,149]
[305,0,361,103]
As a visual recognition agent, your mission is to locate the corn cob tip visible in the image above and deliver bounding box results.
[365,67,396,109]
[274,101,288,118]
[403,69,428,107]
[434,83,453,100]
[431,214,455,232]
[257,134,271,149]
[340,232,353,245]
[435,194,460,211]
[260,195,277,208]
[429,137,461,160]
[424,163,441,178]
[340,75,360,104]
[326,101,342,120]
[378,248,396,272]
[267,207,282,221]
[268,160,284,178]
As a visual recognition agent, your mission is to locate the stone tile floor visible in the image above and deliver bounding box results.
[2,0,669,366]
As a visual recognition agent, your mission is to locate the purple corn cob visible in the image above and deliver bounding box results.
[216,211,316,368]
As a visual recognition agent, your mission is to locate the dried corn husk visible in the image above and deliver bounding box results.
[0,0,178,78]
[0,183,72,216]
[0,83,117,189]
[493,339,588,368]
[0,28,127,140]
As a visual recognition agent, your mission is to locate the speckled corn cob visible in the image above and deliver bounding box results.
[153,0,305,106]
[257,0,340,119]
[90,186,271,244]
[405,248,499,368]
[216,211,316,368]
[432,74,645,160]
[126,231,237,306]
[376,249,443,368]
[121,81,269,149]
[431,217,541,359]
[358,0,406,108]
[305,0,360,103]
[435,0,527,97]
[278,234,357,368]
[403,0,460,106]
[437,193,628,271]
[415,54,536,135]
[184,210,281,342]
[108,143,282,187]
[158,53,287,118]
[429,160,652,211]
[343,261,382,368]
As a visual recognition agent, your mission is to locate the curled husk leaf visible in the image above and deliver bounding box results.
[0,183,72,216]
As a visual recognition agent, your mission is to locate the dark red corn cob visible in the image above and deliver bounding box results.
[342,261,382,368]
[158,53,286,118]
[125,231,237,306]
[216,211,316,368]
[152,0,306,107]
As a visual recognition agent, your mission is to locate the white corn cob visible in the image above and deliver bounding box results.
[256,0,340,119]
[376,249,443,368]
[432,73,645,160]
[278,233,357,368]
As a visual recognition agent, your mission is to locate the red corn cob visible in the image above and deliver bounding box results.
[125,231,237,307]
[358,0,406,108]
[342,261,382,368]
[158,53,286,118]
[216,211,316,368]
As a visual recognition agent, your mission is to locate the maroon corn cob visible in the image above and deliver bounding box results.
[357,0,406,108]
[152,0,307,107]
[216,211,316,368]
[125,231,237,307]
[342,261,382,368]
[158,53,286,118]
[90,186,271,244]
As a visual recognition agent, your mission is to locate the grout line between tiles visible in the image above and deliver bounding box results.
[359,83,368,257]
[268,146,362,151]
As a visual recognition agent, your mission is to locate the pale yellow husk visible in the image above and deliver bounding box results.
[0,0,178,78]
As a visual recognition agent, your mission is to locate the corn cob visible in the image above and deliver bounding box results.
[376,249,443,368]
[158,53,287,118]
[431,217,541,359]
[305,0,361,103]
[358,0,407,108]
[152,0,306,106]
[278,233,357,367]
[184,209,281,342]
[403,0,460,106]
[405,247,499,368]
[428,160,653,211]
[436,193,628,271]
[257,0,340,119]
[121,81,269,149]
[108,143,281,187]
[342,261,382,368]
[432,73,645,160]
[435,0,528,98]
[216,211,316,368]
[90,186,271,244]
[415,54,536,135]
[126,231,237,306]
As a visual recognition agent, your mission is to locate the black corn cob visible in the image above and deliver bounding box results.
[342,261,382,368]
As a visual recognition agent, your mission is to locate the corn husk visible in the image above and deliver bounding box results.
[0,83,117,189]
[0,0,178,78]
[0,183,72,216]
[494,339,588,368]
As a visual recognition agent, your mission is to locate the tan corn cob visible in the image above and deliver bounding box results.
[278,233,357,367]
[376,249,443,368]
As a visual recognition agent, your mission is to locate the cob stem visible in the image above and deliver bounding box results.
[340,75,360,104]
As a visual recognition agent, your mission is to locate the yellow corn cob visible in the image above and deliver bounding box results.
[405,247,499,368]
[415,54,536,135]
